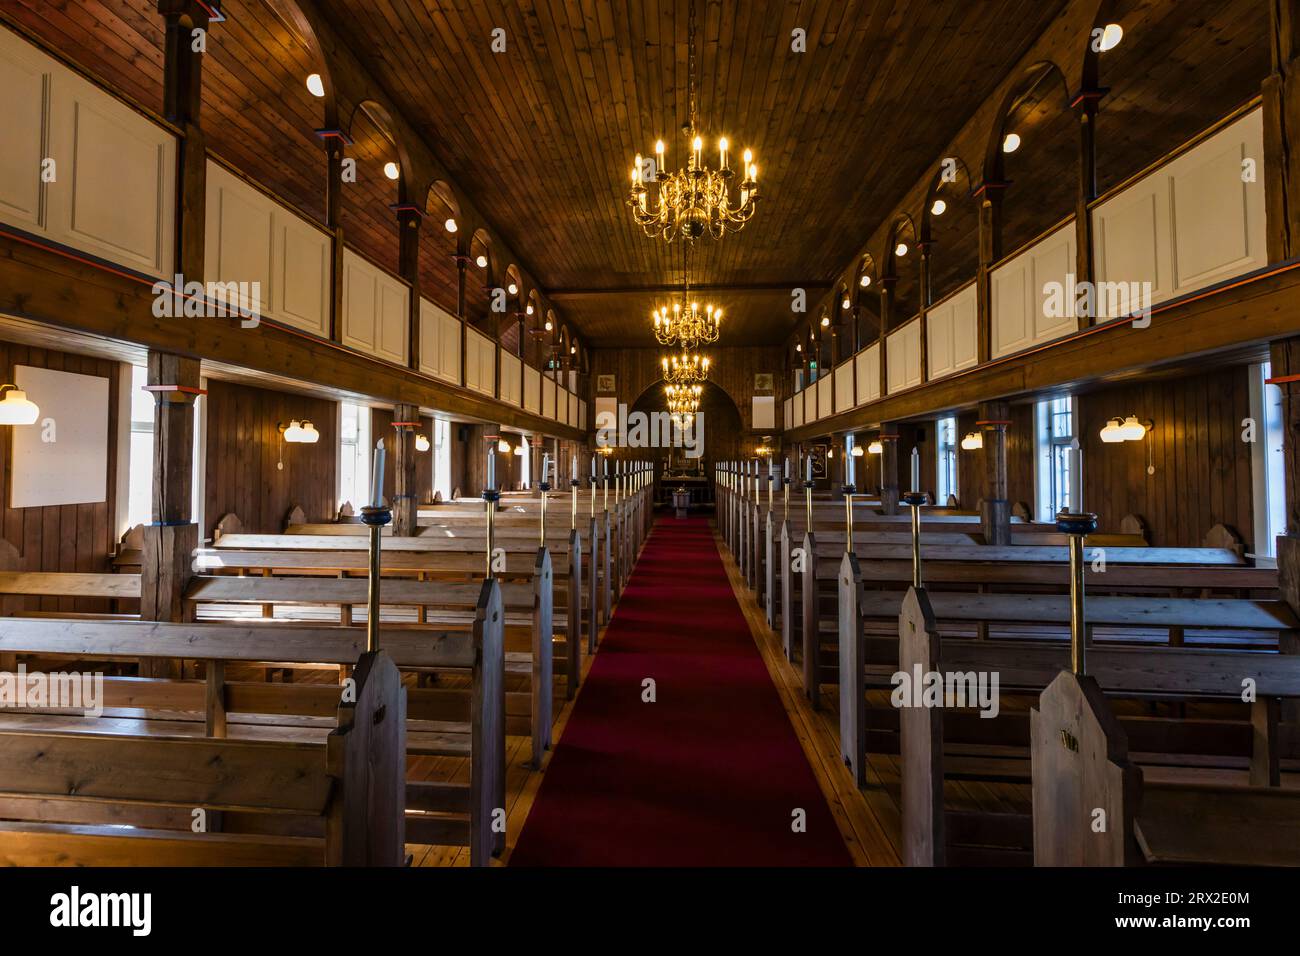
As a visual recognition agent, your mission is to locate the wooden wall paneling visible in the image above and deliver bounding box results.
[203,379,337,535]
[1079,368,1255,549]
[372,407,434,506]
[0,340,120,613]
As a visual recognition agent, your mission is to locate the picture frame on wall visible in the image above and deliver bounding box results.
[596,373,616,393]
[754,372,774,392]
[809,443,828,479]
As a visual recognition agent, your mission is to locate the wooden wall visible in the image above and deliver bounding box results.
[592,346,788,434]
[954,405,1036,512]
[204,380,338,536]
[0,341,121,612]
[1080,367,1255,550]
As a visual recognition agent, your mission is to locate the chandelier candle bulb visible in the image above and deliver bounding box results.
[719,137,729,170]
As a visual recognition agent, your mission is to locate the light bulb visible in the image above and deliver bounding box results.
[306,73,325,98]
[283,420,303,443]
[1100,419,1125,443]
[859,274,872,288]
[545,320,553,332]
[475,254,488,268]
[444,218,458,233]
[820,315,830,327]
[1003,133,1021,153]
[383,161,400,180]
[931,199,947,216]
[851,445,864,457]
[299,421,320,444]
[415,434,431,452]
[1118,415,1146,441]
[867,441,883,455]
[1099,23,1123,52]
[526,304,534,315]
[842,297,851,309]
[895,243,909,257]
[507,282,518,295]
[961,432,983,451]
[743,148,752,165]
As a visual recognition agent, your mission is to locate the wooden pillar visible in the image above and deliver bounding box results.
[878,276,897,393]
[1264,0,1300,262]
[880,430,900,515]
[325,135,346,343]
[978,400,1012,545]
[1073,90,1102,326]
[158,1,208,285]
[917,240,933,383]
[975,182,1006,364]
[141,352,201,676]
[1270,336,1300,721]
[391,402,419,536]
[396,206,422,371]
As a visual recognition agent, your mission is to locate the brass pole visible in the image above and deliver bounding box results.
[901,491,928,588]
[1056,512,1098,676]
[366,522,382,652]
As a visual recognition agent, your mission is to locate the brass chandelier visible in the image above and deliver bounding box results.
[665,383,703,426]
[652,244,721,349]
[661,350,710,385]
[627,0,758,242]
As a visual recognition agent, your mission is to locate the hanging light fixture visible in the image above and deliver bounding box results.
[0,385,39,425]
[652,243,721,349]
[661,351,710,385]
[1118,415,1147,441]
[627,0,758,241]
[960,431,983,451]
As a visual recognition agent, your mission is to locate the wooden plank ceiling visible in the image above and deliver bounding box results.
[0,0,1270,350]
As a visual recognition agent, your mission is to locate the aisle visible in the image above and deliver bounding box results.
[509,515,852,866]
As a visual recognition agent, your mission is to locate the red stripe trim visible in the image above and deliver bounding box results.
[1266,373,1300,385]
[141,385,207,396]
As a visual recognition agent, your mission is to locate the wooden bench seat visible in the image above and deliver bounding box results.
[0,649,406,867]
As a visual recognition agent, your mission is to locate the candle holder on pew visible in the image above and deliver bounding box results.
[1055,511,1099,676]
[901,490,930,589]
[360,502,392,654]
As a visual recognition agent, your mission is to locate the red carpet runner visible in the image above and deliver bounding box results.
[510,515,852,866]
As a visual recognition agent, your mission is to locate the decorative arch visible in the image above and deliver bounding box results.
[921,156,979,303]
[465,228,494,327]
[884,215,922,326]
[420,179,462,314]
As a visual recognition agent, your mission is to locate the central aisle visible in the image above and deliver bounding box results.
[510,515,852,866]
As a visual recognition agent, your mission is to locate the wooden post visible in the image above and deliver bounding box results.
[1073,90,1102,325]
[917,240,932,384]
[1269,337,1300,724]
[878,276,896,394]
[326,136,346,344]
[979,400,1011,545]
[392,402,419,536]
[879,431,900,515]
[396,206,422,371]
[465,425,500,496]
[974,181,1006,364]
[899,587,944,864]
[158,1,208,287]
[140,352,201,677]
[1263,0,1300,262]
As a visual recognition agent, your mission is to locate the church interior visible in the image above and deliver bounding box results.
[0,0,1297,889]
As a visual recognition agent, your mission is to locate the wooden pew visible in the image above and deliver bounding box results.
[205,527,584,702]
[894,587,1300,865]
[0,645,406,866]
[1030,640,1300,867]
[0,598,505,865]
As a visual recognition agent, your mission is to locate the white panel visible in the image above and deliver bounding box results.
[950,285,978,370]
[790,395,802,428]
[992,222,1075,358]
[0,28,51,231]
[887,320,922,393]
[783,397,793,429]
[817,375,832,420]
[46,66,175,277]
[341,251,378,353]
[834,358,855,412]
[275,212,330,336]
[523,365,542,413]
[804,387,816,423]
[499,351,522,406]
[578,400,587,430]
[594,396,617,436]
[542,379,556,419]
[1030,228,1077,343]
[1169,109,1267,291]
[465,327,495,396]
[558,389,570,425]
[927,298,955,379]
[1093,184,1167,318]
[10,366,109,508]
[376,276,409,364]
[569,392,579,426]
[419,298,461,384]
[855,344,881,404]
[752,395,776,430]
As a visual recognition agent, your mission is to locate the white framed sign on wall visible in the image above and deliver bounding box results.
[10,365,110,508]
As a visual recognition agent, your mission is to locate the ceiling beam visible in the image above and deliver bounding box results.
[548,282,834,299]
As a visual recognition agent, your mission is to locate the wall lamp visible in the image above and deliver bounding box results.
[0,384,39,425]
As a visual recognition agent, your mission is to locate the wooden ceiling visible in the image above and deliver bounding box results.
[306,0,1073,345]
[0,0,1271,350]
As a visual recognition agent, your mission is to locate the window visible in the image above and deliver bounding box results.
[433,419,452,501]
[935,417,957,505]
[125,365,202,531]
[1250,362,1286,559]
[1035,396,1079,521]
[338,402,371,510]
